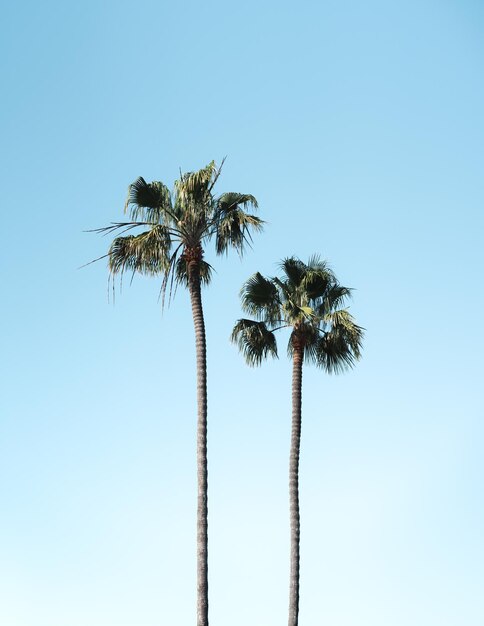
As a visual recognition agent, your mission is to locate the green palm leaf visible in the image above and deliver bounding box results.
[315,331,359,373]
[108,225,171,276]
[175,160,218,207]
[125,177,173,222]
[315,284,352,316]
[231,318,278,366]
[215,192,263,255]
[240,272,281,323]
[279,257,307,288]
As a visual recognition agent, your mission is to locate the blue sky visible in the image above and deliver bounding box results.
[1,1,483,624]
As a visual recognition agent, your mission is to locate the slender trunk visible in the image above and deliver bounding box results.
[288,343,303,626]
[187,259,209,626]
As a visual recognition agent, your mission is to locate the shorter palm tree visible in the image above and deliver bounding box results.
[231,256,363,626]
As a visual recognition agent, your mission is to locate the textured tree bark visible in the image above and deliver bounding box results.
[288,343,303,626]
[188,258,209,626]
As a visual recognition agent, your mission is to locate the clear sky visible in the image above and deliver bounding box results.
[1,1,483,625]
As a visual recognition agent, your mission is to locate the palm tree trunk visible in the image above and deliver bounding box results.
[187,260,209,626]
[288,343,303,626]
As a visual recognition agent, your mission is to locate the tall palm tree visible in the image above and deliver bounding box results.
[231,256,363,626]
[95,161,262,626]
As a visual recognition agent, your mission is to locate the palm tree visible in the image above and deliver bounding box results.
[231,256,363,626]
[94,161,263,626]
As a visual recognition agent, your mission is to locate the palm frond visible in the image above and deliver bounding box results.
[172,162,221,240]
[125,177,173,222]
[216,192,259,213]
[306,254,332,273]
[108,225,171,277]
[240,272,281,323]
[315,284,352,316]
[279,257,307,288]
[175,161,217,205]
[157,244,183,308]
[231,319,278,366]
[324,308,363,342]
[215,209,264,255]
[214,192,261,256]
[316,309,364,373]
[89,221,154,237]
[314,333,358,373]
[300,266,336,302]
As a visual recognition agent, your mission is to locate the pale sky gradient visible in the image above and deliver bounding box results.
[1,1,483,625]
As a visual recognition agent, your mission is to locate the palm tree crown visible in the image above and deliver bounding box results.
[97,159,262,296]
[232,255,363,371]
